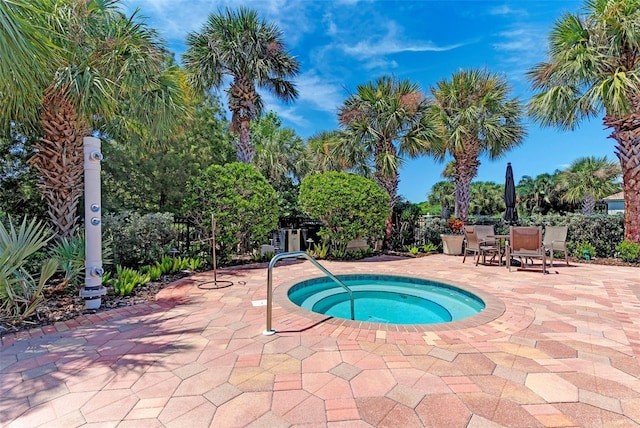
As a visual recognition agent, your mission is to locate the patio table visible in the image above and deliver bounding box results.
[487,234,509,266]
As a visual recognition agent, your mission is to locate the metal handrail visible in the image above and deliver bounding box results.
[264,251,354,335]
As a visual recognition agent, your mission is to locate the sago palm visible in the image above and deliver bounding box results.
[429,68,526,222]
[0,0,188,238]
[561,156,621,214]
[338,76,439,239]
[527,0,640,241]
[183,7,300,163]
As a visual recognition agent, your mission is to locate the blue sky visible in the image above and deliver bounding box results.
[123,0,616,203]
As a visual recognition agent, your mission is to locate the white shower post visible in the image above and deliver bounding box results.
[80,136,106,309]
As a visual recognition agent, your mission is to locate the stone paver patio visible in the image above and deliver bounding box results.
[1,254,640,427]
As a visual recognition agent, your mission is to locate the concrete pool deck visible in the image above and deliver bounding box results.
[1,254,639,427]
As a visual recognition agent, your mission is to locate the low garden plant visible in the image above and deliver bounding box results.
[113,265,151,296]
[615,240,640,263]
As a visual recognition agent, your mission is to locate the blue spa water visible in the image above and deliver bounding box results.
[287,275,485,325]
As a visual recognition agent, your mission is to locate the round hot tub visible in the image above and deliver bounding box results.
[287,274,485,325]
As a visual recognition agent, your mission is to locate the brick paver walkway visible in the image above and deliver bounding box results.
[1,255,639,427]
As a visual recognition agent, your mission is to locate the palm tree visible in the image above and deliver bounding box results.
[183,7,300,164]
[338,76,439,239]
[427,181,455,219]
[428,68,526,222]
[304,130,373,178]
[561,156,621,214]
[470,182,504,216]
[1,0,187,237]
[251,112,306,188]
[527,0,640,241]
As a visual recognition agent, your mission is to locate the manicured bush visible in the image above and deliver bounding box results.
[183,163,279,263]
[102,212,178,268]
[413,213,624,259]
[299,172,390,252]
[518,213,623,258]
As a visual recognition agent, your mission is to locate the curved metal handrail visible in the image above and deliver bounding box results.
[264,251,354,335]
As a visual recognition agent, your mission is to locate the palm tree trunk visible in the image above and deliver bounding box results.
[582,194,596,215]
[29,91,85,238]
[235,118,255,163]
[374,141,399,242]
[453,148,481,222]
[604,114,640,242]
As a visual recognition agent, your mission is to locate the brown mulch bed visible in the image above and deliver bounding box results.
[1,256,638,338]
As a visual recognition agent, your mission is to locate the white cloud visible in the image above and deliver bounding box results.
[323,12,338,36]
[340,21,463,58]
[489,5,528,17]
[293,72,344,113]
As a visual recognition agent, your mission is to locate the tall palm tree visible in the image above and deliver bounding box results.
[429,68,526,222]
[338,76,439,239]
[251,112,306,187]
[1,0,187,237]
[561,156,621,214]
[305,130,373,178]
[527,0,640,241]
[183,7,300,164]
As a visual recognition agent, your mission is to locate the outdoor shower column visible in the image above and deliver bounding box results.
[80,136,106,309]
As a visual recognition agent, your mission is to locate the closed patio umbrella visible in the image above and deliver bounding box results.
[504,162,517,224]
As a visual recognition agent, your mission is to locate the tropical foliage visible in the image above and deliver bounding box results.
[527,0,640,242]
[299,172,390,251]
[560,156,621,214]
[0,0,188,237]
[183,7,300,163]
[102,95,235,214]
[338,76,438,239]
[428,68,526,222]
[0,217,58,321]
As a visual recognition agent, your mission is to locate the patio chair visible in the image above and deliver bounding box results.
[463,226,499,266]
[543,226,569,267]
[507,226,547,273]
[474,225,496,246]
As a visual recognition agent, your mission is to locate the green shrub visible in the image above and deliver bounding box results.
[103,212,178,268]
[0,217,58,321]
[299,172,390,252]
[615,240,640,263]
[113,265,150,296]
[415,217,450,250]
[575,241,596,260]
[183,163,279,263]
[520,213,623,258]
